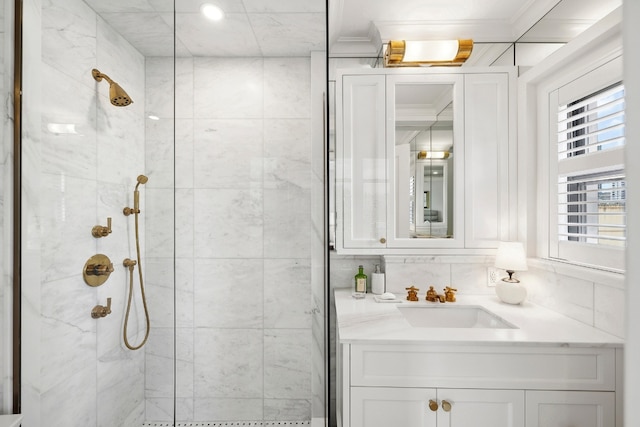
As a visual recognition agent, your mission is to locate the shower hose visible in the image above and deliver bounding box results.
[123,206,150,350]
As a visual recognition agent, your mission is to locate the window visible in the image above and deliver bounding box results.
[551,77,626,270]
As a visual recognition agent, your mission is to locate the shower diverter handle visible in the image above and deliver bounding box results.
[85,262,114,276]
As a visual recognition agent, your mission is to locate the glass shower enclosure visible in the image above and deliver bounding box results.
[17,0,327,425]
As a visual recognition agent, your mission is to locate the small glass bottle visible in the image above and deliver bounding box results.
[354,265,367,294]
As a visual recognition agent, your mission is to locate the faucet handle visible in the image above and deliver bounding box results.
[444,286,457,302]
[91,297,112,319]
[91,217,112,238]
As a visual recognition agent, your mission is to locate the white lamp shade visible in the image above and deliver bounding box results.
[495,241,528,271]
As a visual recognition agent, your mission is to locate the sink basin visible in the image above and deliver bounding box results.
[397,305,517,329]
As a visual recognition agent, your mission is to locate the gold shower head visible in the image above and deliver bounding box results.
[92,69,133,107]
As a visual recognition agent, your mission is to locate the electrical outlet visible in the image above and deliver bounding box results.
[487,267,499,287]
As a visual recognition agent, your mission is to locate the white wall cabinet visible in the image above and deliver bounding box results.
[335,68,516,254]
[338,343,619,427]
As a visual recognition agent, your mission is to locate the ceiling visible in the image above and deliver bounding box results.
[83,0,326,57]
[84,0,620,59]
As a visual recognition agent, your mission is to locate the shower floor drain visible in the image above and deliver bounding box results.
[143,422,311,427]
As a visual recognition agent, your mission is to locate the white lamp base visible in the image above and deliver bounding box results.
[495,280,527,305]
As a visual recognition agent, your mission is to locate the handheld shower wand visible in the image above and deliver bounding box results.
[123,174,150,350]
[124,175,148,216]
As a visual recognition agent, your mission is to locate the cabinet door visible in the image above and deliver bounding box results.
[337,74,387,250]
[351,387,437,427]
[463,72,514,248]
[437,388,524,427]
[525,391,615,427]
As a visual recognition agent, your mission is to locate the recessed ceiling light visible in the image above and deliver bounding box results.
[201,3,224,21]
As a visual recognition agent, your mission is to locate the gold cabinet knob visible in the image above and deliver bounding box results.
[428,400,438,412]
[442,400,452,412]
[379,237,386,244]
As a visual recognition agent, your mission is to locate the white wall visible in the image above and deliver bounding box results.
[21,0,146,425]
[143,56,314,423]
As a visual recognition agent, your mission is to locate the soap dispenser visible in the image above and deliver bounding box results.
[371,264,385,295]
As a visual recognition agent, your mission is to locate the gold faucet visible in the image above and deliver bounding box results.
[444,286,457,302]
[406,286,420,301]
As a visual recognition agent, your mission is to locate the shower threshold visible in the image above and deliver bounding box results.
[142,421,311,427]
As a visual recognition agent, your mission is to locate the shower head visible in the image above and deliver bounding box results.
[92,69,134,107]
[135,174,148,191]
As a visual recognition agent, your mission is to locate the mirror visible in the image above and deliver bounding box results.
[394,82,454,239]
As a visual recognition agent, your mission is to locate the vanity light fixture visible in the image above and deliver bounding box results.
[384,40,473,67]
[201,3,224,21]
[417,150,450,159]
[494,241,528,305]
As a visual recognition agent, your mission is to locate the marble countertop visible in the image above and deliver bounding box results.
[335,289,624,347]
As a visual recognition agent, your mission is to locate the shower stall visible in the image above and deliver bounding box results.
[11,0,328,425]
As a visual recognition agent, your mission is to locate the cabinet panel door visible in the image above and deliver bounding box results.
[338,74,387,250]
[437,388,524,427]
[464,73,513,248]
[351,387,437,427]
[525,391,615,427]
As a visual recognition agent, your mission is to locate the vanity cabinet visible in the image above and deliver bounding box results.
[335,68,516,254]
[338,343,619,427]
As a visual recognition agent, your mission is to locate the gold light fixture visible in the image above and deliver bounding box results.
[384,40,473,67]
[417,151,450,159]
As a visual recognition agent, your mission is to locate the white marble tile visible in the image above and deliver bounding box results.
[264,119,312,190]
[41,366,97,427]
[100,11,175,57]
[194,258,263,328]
[145,326,194,399]
[175,58,194,118]
[383,260,451,295]
[40,288,96,392]
[175,189,194,259]
[176,13,262,57]
[172,0,246,14]
[594,283,625,338]
[193,57,264,119]
[193,397,263,421]
[243,0,325,13]
[83,0,156,13]
[145,117,175,189]
[194,328,263,397]
[145,398,174,422]
[450,262,495,295]
[522,267,595,326]
[264,329,312,399]
[264,259,312,329]
[145,188,175,258]
[96,15,145,95]
[264,186,311,259]
[40,173,97,282]
[193,188,264,258]
[175,119,195,189]
[264,398,312,421]
[193,118,264,189]
[329,255,383,290]
[264,58,311,119]
[249,13,326,56]
[96,349,145,427]
[145,56,175,119]
[40,64,98,178]
[144,257,177,328]
[42,0,97,86]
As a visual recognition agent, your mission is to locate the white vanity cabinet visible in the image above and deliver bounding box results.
[335,68,516,254]
[338,343,618,427]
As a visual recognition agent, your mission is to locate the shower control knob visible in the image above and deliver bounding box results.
[91,297,112,319]
[91,217,112,238]
[83,254,114,287]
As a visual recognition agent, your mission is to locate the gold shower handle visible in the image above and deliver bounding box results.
[91,297,112,319]
[91,217,112,238]
[85,262,114,276]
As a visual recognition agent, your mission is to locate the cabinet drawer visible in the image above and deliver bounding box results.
[350,344,616,391]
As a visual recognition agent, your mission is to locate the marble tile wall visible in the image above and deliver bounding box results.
[144,56,314,423]
[21,0,146,425]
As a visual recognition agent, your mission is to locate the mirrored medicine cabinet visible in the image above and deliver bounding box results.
[335,68,516,254]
